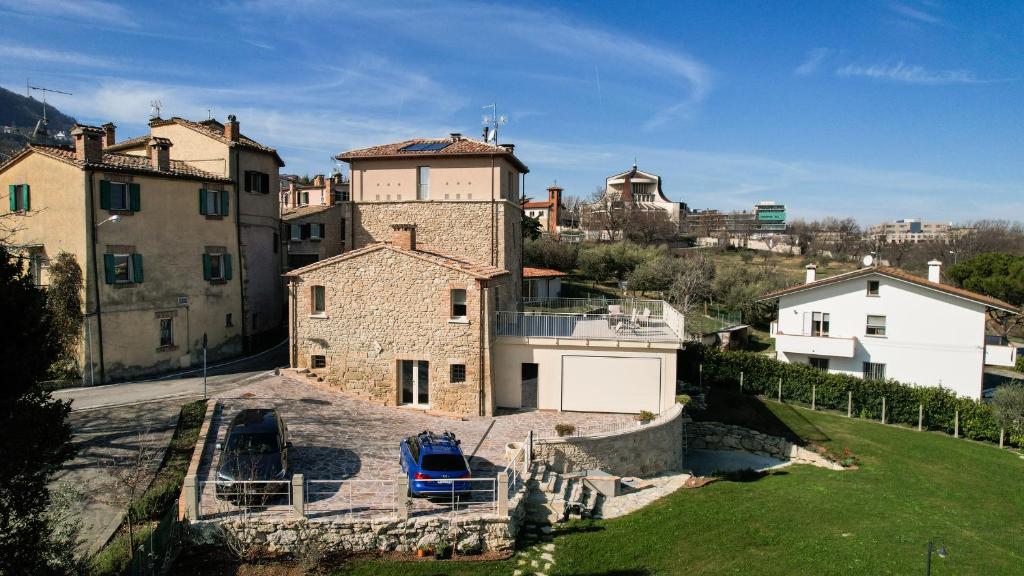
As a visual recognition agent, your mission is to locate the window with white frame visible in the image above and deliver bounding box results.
[867,280,880,297]
[417,166,430,200]
[202,252,231,282]
[809,357,829,371]
[862,362,886,381]
[311,285,326,314]
[105,251,143,284]
[811,312,830,336]
[450,288,467,319]
[866,315,886,336]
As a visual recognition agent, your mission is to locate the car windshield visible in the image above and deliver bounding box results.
[225,432,278,454]
[421,454,467,472]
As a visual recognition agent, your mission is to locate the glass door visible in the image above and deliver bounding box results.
[400,360,430,406]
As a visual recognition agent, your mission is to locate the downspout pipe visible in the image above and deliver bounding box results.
[86,169,106,383]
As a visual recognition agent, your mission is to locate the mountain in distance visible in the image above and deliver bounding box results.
[0,84,78,161]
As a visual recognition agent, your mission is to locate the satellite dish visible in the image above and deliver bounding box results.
[862,254,875,267]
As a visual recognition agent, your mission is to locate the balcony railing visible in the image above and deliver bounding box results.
[498,299,685,343]
[770,321,856,358]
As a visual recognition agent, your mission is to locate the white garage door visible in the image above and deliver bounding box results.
[561,355,661,414]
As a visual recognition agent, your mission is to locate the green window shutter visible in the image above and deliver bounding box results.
[8,184,15,211]
[301,224,310,239]
[223,254,233,280]
[220,190,229,216]
[198,189,207,215]
[129,183,140,212]
[103,254,116,284]
[22,184,29,211]
[202,254,211,280]
[260,173,270,194]
[243,171,252,192]
[99,180,111,210]
[132,253,144,283]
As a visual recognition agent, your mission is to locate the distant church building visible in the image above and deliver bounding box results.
[587,165,687,236]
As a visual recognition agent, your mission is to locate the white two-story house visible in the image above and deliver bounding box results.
[761,261,1019,400]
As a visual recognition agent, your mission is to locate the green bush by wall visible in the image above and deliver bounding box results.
[683,347,1010,445]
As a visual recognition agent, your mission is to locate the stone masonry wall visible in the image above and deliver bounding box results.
[291,246,491,415]
[689,421,844,470]
[533,404,684,477]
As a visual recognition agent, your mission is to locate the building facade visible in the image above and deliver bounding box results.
[590,165,686,232]
[106,115,285,348]
[522,185,568,234]
[868,219,952,244]
[1,125,243,383]
[763,261,1019,399]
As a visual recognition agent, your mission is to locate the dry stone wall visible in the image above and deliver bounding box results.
[533,405,684,477]
[688,421,844,470]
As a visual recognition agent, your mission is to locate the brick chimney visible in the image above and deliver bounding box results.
[148,137,172,171]
[71,125,104,163]
[224,114,240,142]
[547,185,563,233]
[101,122,117,147]
[928,260,942,283]
[313,174,325,187]
[391,224,417,251]
[805,264,817,284]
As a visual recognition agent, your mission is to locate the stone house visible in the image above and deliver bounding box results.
[281,204,347,271]
[280,173,349,209]
[0,125,243,383]
[286,224,510,415]
[105,115,285,349]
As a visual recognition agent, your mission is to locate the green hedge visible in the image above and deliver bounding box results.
[686,347,1009,445]
[1016,353,1024,374]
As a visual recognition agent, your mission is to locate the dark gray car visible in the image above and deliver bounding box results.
[215,408,291,501]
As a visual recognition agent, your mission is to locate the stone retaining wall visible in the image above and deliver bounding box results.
[190,490,528,555]
[532,404,684,477]
[688,421,843,470]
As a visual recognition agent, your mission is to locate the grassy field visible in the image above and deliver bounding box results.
[337,399,1024,575]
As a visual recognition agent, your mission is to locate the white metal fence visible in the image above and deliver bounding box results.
[304,479,396,519]
[496,310,683,342]
[197,479,292,519]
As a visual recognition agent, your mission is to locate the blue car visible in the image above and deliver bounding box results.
[400,431,473,498]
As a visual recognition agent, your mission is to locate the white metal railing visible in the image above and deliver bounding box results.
[522,297,666,317]
[198,479,292,518]
[304,479,396,519]
[408,477,499,516]
[496,309,684,342]
[663,303,685,342]
[501,432,532,497]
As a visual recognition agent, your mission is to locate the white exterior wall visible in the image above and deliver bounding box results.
[774,275,987,399]
[493,339,677,413]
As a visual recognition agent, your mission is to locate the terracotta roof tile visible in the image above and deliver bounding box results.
[760,266,1020,313]
[133,117,285,166]
[522,201,553,209]
[336,137,528,173]
[523,266,566,278]
[3,144,233,183]
[284,242,509,280]
[281,204,336,221]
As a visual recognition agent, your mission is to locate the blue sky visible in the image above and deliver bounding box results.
[1,0,1021,223]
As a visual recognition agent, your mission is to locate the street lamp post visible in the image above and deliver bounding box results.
[925,540,948,575]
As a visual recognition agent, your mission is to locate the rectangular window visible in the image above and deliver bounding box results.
[8,184,29,212]
[450,364,466,383]
[310,223,323,240]
[104,251,143,284]
[245,171,270,193]
[301,191,309,206]
[505,170,513,200]
[290,224,302,241]
[863,362,886,381]
[311,285,326,314]
[159,317,174,347]
[199,188,228,216]
[332,188,349,203]
[203,253,232,282]
[109,182,129,211]
[811,312,830,337]
[417,166,430,200]
[209,254,222,280]
[867,280,880,297]
[809,357,829,371]
[312,355,326,369]
[866,315,887,336]
[450,288,467,319]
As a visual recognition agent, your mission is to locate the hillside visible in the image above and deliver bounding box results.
[0,85,78,161]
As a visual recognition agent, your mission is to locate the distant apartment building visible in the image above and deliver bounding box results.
[688,201,788,237]
[105,115,286,349]
[868,218,952,244]
[280,173,350,270]
[1,125,244,383]
[522,185,570,234]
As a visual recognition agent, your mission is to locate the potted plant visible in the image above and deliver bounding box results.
[434,539,451,559]
[636,410,655,424]
[676,394,691,406]
[416,544,429,558]
[555,423,576,437]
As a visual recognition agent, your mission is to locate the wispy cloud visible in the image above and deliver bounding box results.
[836,61,994,85]
[888,2,942,25]
[0,0,139,28]
[0,42,120,68]
[794,48,833,76]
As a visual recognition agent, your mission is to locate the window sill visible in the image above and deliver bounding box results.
[863,334,887,338]
[107,209,135,215]
[309,313,329,319]
[448,317,469,325]
[156,345,178,353]
[866,294,880,298]
[310,238,322,242]
[208,279,228,285]
[111,282,139,289]
[204,214,225,220]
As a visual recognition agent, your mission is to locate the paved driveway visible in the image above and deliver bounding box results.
[198,372,635,518]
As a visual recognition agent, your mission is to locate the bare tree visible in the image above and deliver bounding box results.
[668,253,716,320]
[95,433,160,561]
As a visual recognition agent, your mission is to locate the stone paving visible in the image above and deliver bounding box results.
[197,371,634,519]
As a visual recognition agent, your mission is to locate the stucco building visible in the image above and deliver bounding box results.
[1,125,243,383]
[106,115,285,349]
[522,185,568,235]
[590,165,686,230]
[762,261,1020,399]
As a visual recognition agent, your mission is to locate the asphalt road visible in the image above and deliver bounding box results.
[51,341,288,554]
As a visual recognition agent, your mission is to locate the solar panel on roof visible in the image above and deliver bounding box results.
[400,142,451,152]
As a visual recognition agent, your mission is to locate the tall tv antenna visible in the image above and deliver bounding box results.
[27,82,72,142]
[481,103,508,144]
[150,100,163,120]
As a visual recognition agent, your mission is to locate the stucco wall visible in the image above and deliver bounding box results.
[236,149,284,341]
[350,156,520,204]
[688,421,843,470]
[776,274,987,398]
[283,204,349,266]
[532,404,683,477]
[289,246,505,415]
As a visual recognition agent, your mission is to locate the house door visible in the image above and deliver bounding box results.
[401,360,430,406]
[521,363,539,409]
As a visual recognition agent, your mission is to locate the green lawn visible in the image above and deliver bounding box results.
[337,400,1024,575]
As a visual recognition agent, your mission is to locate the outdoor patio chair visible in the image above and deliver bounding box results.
[614,309,641,334]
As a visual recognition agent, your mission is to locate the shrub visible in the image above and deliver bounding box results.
[676,394,691,406]
[692,347,1007,444]
[1016,353,1024,374]
[636,410,656,424]
[555,423,576,437]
